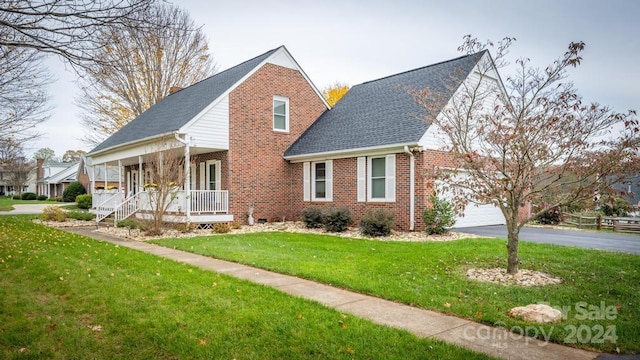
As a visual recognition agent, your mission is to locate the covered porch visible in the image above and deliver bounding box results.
[87,134,232,225]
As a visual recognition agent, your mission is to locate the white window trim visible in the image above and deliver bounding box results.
[205,160,221,190]
[273,95,289,132]
[311,160,333,202]
[366,154,395,203]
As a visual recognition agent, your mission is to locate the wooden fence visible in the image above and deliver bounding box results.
[562,213,640,233]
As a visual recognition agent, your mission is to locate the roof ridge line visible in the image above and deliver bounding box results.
[167,46,282,95]
[358,50,487,86]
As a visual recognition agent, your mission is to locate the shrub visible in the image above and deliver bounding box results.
[324,208,352,232]
[174,222,197,233]
[37,195,48,201]
[212,222,231,234]
[360,209,394,237]
[422,195,456,235]
[12,194,21,200]
[535,206,562,225]
[301,207,324,228]
[600,197,633,217]
[21,192,37,200]
[67,210,95,221]
[76,194,92,209]
[41,205,66,222]
[116,218,140,229]
[231,221,242,230]
[62,181,86,202]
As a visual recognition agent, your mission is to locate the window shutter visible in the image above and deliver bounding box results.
[325,160,333,201]
[357,157,366,202]
[385,154,396,202]
[303,162,310,201]
[190,164,196,190]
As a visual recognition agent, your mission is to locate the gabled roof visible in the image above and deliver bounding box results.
[40,162,79,184]
[88,47,281,154]
[284,51,486,158]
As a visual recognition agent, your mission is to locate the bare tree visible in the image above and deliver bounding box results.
[412,36,639,274]
[1,0,161,148]
[77,3,216,146]
[142,146,187,235]
[0,45,51,143]
[0,140,33,196]
[1,0,156,68]
[5,157,34,197]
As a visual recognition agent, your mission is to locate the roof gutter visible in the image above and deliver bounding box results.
[86,131,177,158]
[284,142,420,163]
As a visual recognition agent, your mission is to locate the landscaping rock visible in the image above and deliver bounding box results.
[466,268,562,287]
[508,304,563,323]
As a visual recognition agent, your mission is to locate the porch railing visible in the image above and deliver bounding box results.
[114,192,141,225]
[190,190,228,213]
[94,192,124,223]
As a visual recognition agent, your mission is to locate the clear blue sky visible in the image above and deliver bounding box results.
[31,0,640,158]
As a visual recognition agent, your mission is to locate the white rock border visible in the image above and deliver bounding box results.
[467,268,562,287]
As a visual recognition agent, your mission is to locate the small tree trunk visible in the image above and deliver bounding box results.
[506,226,520,274]
[505,208,520,274]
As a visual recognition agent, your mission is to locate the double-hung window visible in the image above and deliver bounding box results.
[357,154,395,202]
[303,160,333,201]
[273,96,289,132]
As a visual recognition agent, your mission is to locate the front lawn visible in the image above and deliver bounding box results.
[0,216,491,360]
[152,231,640,354]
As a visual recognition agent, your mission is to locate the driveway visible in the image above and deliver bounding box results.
[0,203,71,215]
[456,225,640,255]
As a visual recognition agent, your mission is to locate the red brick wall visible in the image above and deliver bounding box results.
[227,63,327,223]
[288,152,429,232]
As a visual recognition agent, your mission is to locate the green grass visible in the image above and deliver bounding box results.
[152,231,640,354]
[0,215,491,360]
[0,197,57,211]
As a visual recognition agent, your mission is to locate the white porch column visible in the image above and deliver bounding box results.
[184,142,191,220]
[117,160,122,192]
[104,163,107,189]
[91,165,95,194]
[138,156,143,193]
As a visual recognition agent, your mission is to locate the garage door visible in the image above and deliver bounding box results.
[454,202,504,228]
[435,177,505,228]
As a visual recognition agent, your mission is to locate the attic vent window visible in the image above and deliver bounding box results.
[273,96,289,132]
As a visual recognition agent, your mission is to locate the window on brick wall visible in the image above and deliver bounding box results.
[357,154,395,202]
[303,160,332,201]
[273,96,289,132]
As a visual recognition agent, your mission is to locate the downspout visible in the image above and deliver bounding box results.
[404,146,415,231]
[175,133,191,223]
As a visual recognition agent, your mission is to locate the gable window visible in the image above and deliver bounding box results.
[357,154,395,202]
[273,96,289,132]
[303,160,332,201]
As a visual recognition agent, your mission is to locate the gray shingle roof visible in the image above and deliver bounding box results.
[284,51,485,158]
[89,47,280,154]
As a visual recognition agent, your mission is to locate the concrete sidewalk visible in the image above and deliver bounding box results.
[63,226,599,360]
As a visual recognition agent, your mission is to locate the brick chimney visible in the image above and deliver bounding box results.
[36,158,44,180]
[169,86,183,95]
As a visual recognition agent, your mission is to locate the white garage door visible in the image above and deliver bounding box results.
[436,176,505,228]
[454,202,504,228]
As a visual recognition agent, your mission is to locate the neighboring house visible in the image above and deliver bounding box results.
[85,45,507,230]
[36,159,80,198]
[77,155,121,193]
[0,160,36,196]
[615,175,640,208]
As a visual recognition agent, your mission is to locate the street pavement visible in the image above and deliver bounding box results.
[456,225,640,254]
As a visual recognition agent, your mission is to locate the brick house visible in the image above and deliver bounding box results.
[85,46,506,230]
